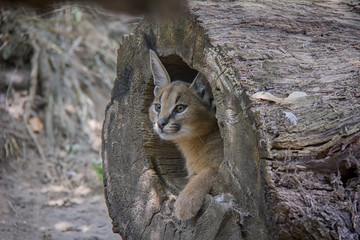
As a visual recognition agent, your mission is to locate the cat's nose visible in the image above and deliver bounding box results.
[157,118,169,130]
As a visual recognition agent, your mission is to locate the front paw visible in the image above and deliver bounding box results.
[175,190,205,220]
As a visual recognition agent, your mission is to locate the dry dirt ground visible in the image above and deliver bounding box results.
[0,103,121,240]
[0,140,120,240]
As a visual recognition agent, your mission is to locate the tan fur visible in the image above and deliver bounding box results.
[148,53,223,219]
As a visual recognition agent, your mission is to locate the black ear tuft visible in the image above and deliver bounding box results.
[190,73,216,112]
[143,33,156,50]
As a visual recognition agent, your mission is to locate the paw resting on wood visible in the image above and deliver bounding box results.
[175,188,205,220]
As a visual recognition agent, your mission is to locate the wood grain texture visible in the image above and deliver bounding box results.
[102,0,360,239]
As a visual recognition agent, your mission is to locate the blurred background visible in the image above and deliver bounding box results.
[0,3,141,239]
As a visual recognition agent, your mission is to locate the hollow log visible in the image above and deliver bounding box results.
[102,0,360,239]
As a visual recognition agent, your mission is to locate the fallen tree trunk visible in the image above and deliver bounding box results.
[102,0,360,239]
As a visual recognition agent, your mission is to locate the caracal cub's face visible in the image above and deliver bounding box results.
[149,81,215,141]
[148,50,216,141]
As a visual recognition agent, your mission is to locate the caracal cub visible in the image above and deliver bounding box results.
[148,50,223,220]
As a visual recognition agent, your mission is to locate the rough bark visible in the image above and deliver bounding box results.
[102,0,360,239]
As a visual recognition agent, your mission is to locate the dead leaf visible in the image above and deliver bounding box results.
[28,116,44,133]
[287,91,307,99]
[251,91,307,104]
[251,91,282,103]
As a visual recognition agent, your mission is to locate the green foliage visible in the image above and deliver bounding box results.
[65,144,82,154]
[71,6,83,23]
[92,160,103,182]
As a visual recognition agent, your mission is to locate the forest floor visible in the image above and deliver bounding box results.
[0,125,118,240]
[0,4,141,240]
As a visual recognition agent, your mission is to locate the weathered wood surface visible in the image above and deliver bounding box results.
[102,0,360,239]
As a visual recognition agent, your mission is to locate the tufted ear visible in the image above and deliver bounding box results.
[190,73,215,111]
[149,50,171,96]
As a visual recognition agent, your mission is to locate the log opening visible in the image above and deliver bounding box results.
[103,11,270,238]
[161,54,198,83]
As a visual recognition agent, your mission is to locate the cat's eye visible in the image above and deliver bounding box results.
[154,104,161,113]
[174,104,187,113]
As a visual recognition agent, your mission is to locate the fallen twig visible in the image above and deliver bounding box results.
[23,38,46,162]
